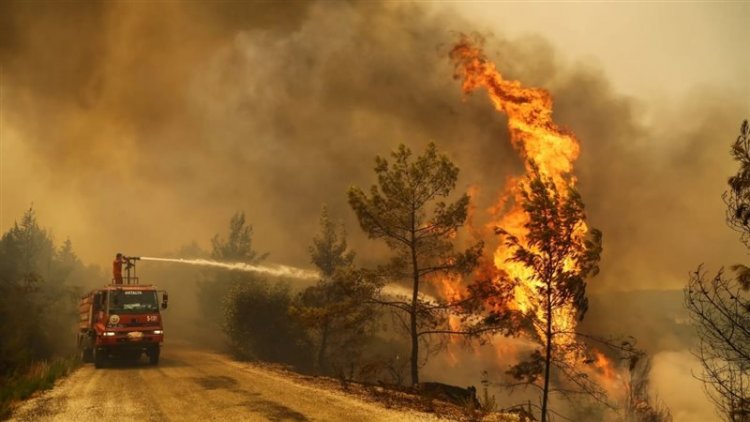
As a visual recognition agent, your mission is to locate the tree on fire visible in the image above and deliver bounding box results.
[685,120,750,421]
[498,164,602,422]
[290,207,379,376]
[348,143,483,386]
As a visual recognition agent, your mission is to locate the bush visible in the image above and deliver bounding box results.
[223,280,311,370]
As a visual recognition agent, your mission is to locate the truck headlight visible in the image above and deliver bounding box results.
[103,331,116,336]
[153,330,163,335]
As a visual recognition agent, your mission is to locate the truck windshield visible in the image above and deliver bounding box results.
[109,290,158,313]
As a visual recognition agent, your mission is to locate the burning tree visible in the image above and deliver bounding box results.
[499,166,603,422]
[685,120,750,421]
[449,35,610,421]
[348,142,483,385]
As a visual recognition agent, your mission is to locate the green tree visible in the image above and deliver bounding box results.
[0,208,82,374]
[348,142,482,385]
[498,165,602,422]
[309,207,355,278]
[210,212,265,262]
[198,212,267,328]
[224,280,310,367]
[290,207,378,375]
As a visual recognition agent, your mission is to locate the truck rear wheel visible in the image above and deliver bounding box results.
[94,348,106,369]
[78,333,94,363]
[81,347,93,363]
[148,348,160,365]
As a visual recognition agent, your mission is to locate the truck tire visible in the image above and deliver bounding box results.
[148,347,160,365]
[94,348,106,369]
[79,332,95,363]
[81,347,93,363]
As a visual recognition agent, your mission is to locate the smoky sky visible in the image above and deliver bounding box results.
[1,0,747,294]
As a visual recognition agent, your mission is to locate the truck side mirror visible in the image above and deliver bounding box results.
[161,292,168,310]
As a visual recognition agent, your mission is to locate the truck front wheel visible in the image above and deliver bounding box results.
[148,347,160,365]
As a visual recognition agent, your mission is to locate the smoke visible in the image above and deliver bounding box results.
[649,350,716,422]
[1,1,744,295]
[1,1,524,273]
[140,256,318,280]
[1,1,746,417]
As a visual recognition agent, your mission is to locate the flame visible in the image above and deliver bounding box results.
[435,274,465,338]
[448,35,589,350]
[590,349,627,398]
[433,37,622,393]
[593,350,617,381]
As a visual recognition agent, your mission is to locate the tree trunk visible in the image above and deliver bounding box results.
[540,283,553,422]
[410,242,419,386]
[318,320,329,375]
[409,202,420,386]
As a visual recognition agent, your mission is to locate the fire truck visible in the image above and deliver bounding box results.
[77,256,168,368]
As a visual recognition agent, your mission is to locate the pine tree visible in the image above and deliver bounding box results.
[348,142,482,385]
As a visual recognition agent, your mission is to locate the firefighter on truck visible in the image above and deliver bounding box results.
[78,254,168,368]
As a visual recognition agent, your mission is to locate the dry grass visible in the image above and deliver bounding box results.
[0,356,79,420]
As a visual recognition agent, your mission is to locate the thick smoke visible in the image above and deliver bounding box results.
[1,1,515,270]
[1,2,746,418]
[2,1,744,292]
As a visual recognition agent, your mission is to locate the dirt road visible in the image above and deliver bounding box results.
[10,347,435,421]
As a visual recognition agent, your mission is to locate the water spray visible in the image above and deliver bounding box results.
[139,256,318,280]
[138,256,431,300]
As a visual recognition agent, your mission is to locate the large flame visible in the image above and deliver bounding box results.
[449,35,587,346]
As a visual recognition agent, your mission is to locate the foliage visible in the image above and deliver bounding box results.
[210,212,267,262]
[290,207,379,375]
[308,206,355,278]
[197,212,267,328]
[223,280,310,368]
[497,164,603,422]
[686,120,750,421]
[348,142,483,385]
[203,212,312,367]
[0,208,85,375]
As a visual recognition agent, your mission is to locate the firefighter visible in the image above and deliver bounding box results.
[113,253,124,284]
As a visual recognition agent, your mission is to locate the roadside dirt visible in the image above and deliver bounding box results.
[9,346,440,421]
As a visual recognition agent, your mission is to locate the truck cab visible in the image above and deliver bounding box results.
[78,257,168,368]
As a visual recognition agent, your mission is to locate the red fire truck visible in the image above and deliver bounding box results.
[77,256,168,368]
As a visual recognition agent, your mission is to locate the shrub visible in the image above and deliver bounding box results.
[223,280,311,370]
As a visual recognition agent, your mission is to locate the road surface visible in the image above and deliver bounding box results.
[10,347,435,421]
